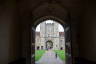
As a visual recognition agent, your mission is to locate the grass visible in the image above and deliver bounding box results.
[35,50,45,61]
[54,50,65,60]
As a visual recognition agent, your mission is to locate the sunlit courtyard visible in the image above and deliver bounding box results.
[35,20,65,64]
[35,50,65,61]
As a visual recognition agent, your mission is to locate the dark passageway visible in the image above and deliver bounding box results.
[0,0,96,64]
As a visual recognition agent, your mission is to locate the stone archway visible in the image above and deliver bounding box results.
[30,16,72,64]
[46,40,53,50]
[17,1,80,64]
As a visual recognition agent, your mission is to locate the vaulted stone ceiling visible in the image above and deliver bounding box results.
[18,0,84,17]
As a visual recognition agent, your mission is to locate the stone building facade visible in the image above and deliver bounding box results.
[35,21,65,50]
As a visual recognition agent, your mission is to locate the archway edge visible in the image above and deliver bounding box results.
[32,16,67,29]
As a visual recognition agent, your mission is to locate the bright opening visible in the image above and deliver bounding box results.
[35,20,65,64]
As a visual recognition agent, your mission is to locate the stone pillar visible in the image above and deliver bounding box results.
[64,24,72,64]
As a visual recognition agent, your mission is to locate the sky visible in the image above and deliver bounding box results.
[36,20,64,32]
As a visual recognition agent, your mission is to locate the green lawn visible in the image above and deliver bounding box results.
[54,50,65,60]
[35,50,45,61]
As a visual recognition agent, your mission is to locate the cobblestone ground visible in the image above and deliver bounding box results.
[35,50,65,64]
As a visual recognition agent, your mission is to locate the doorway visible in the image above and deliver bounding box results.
[34,19,66,64]
[46,40,53,50]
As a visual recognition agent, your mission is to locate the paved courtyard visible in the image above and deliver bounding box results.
[35,50,65,64]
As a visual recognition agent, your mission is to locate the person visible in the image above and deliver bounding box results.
[55,52,57,58]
